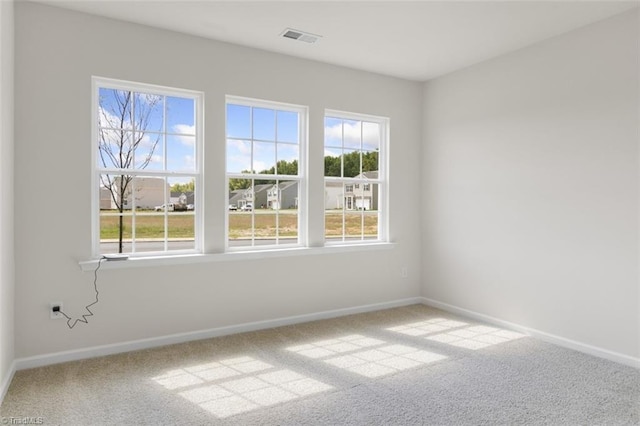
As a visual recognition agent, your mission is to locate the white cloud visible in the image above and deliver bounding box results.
[228,139,251,155]
[324,120,380,150]
[173,124,195,135]
[253,160,268,173]
[149,154,163,166]
[173,124,196,147]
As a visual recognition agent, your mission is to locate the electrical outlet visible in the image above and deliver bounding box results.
[401,267,408,278]
[50,302,63,319]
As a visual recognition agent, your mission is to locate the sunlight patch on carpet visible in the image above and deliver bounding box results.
[386,317,469,336]
[387,318,525,350]
[152,356,332,418]
[425,325,525,350]
[287,335,447,378]
[286,334,385,359]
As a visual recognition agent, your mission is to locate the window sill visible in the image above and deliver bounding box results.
[78,242,396,271]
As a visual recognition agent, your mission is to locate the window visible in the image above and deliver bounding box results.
[324,111,387,243]
[226,97,306,249]
[93,77,203,257]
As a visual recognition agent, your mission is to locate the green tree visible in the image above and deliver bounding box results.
[363,151,378,173]
[229,174,252,191]
[324,155,341,177]
[229,160,300,190]
[343,151,360,177]
[323,151,378,178]
[276,159,298,175]
[171,179,195,193]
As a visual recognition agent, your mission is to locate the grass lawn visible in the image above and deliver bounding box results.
[100,213,195,239]
[100,210,378,240]
[324,211,378,237]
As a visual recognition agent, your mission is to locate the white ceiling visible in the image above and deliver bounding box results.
[32,0,639,81]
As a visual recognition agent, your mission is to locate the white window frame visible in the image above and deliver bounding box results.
[225,96,308,251]
[91,76,204,258]
[324,109,389,244]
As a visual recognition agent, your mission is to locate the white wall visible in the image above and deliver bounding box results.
[0,0,15,400]
[422,9,639,360]
[13,3,423,359]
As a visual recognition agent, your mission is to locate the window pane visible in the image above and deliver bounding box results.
[229,177,252,204]
[324,148,342,177]
[276,180,299,244]
[253,108,276,141]
[227,139,251,173]
[345,211,363,240]
[342,119,362,150]
[343,150,361,178]
[229,195,254,247]
[134,133,163,170]
[324,181,344,211]
[100,213,132,254]
[277,110,299,143]
[132,213,166,253]
[98,129,134,169]
[268,180,299,211]
[362,150,378,174]
[362,121,380,151]
[364,211,379,241]
[253,141,276,174]
[169,176,195,211]
[99,174,137,211]
[98,88,133,130]
[167,212,195,251]
[255,203,277,242]
[324,205,344,241]
[167,134,196,171]
[132,176,169,210]
[226,104,251,139]
[167,96,195,133]
[134,92,164,133]
[324,117,343,148]
[277,144,299,175]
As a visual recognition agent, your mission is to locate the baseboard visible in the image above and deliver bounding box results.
[14,297,422,371]
[0,360,16,406]
[420,297,640,369]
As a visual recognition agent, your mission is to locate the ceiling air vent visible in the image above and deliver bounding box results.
[281,28,321,44]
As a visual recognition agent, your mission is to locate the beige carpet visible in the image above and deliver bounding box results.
[1,305,639,425]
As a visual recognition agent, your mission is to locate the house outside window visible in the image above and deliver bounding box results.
[93,77,203,256]
[226,96,307,249]
[324,110,388,242]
